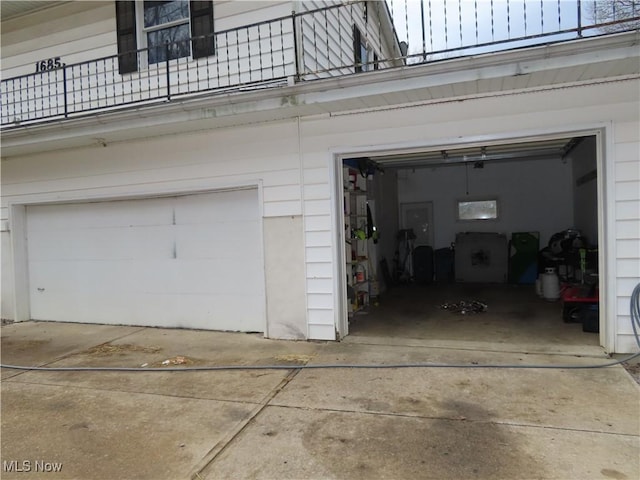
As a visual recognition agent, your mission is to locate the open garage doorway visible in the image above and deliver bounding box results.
[338,134,603,352]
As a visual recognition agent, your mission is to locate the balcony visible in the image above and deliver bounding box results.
[2,0,638,128]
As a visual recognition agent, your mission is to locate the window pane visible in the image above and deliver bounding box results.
[360,44,370,71]
[458,200,498,220]
[147,24,191,63]
[144,1,189,28]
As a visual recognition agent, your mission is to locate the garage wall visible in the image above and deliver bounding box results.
[570,136,598,245]
[297,78,638,350]
[397,157,574,249]
[0,119,307,337]
[370,170,399,291]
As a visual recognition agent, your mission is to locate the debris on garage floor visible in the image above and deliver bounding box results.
[440,300,488,315]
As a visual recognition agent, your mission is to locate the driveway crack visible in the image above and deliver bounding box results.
[189,367,302,480]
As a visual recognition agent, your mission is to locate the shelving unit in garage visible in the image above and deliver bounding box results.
[343,166,369,316]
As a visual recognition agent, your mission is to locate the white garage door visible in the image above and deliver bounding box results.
[26,189,264,332]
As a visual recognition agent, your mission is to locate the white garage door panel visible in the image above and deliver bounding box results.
[173,223,260,260]
[30,291,263,331]
[29,258,259,296]
[27,198,176,230]
[28,226,176,261]
[175,190,257,223]
[26,189,264,332]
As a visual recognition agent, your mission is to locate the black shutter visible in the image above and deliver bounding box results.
[115,1,138,74]
[353,25,362,73]
[190,1,215,58]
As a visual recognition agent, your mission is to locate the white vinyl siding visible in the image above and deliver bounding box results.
[613,120,640,353]
[0,1,297,123]
[299,1,400,80]
[1,3,117,78]
[0,119,302,330]
[293,78,639,346]
[215,1,291,30]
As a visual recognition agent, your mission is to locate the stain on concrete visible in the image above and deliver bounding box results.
[223,406,251,423]
[1,339,50,351]
[351,397,392,412]
[300,403,544,479]
[69,422,90,430]
[601,468,628,479]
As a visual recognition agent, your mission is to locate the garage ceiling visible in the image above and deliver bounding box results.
[372,137,582,169]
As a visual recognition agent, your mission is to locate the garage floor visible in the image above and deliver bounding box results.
[2,320,638,479]
[348,284,600,354]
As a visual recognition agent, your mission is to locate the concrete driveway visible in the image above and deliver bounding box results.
[1,321,638,480]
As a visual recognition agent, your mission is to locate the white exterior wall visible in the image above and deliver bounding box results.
[0,119,309,338]
[298,1,399,79]
[1,1,294,79]
[1,1,296,124]
[613,118,640,353]
[1,2,117,78]
[2,78,639,349]
[296,78,638,351]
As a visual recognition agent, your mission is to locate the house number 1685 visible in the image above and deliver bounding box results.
[35,57,65,72]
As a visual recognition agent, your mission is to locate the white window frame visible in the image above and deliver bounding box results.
[135,0,192,66]
[456,198,500,221]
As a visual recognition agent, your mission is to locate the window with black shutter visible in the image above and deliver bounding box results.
[115,1,215,73]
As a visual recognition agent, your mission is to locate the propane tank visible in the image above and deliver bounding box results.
[542,267,560,301]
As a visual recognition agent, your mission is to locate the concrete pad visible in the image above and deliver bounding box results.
[2,322,638,480]
[4,325,324,403]
[7,366,292,405]
[273,344,640,435]
[344,334,609,357]
[7,327,316,403]
[200,405,640,480]
[1,381,256,480]
[1,322,142,379]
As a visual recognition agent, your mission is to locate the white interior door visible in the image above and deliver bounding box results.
[400,202,434,247]
[26,189,264,332]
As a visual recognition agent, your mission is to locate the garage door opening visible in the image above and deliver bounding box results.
[339,135,602,351]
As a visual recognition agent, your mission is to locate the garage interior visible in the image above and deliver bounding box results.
[342,135,601,349]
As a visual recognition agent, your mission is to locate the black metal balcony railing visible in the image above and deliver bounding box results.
[1,0,638,128]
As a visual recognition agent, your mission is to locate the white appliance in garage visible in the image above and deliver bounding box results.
[454,232,508,283]
[25,189,265,332]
